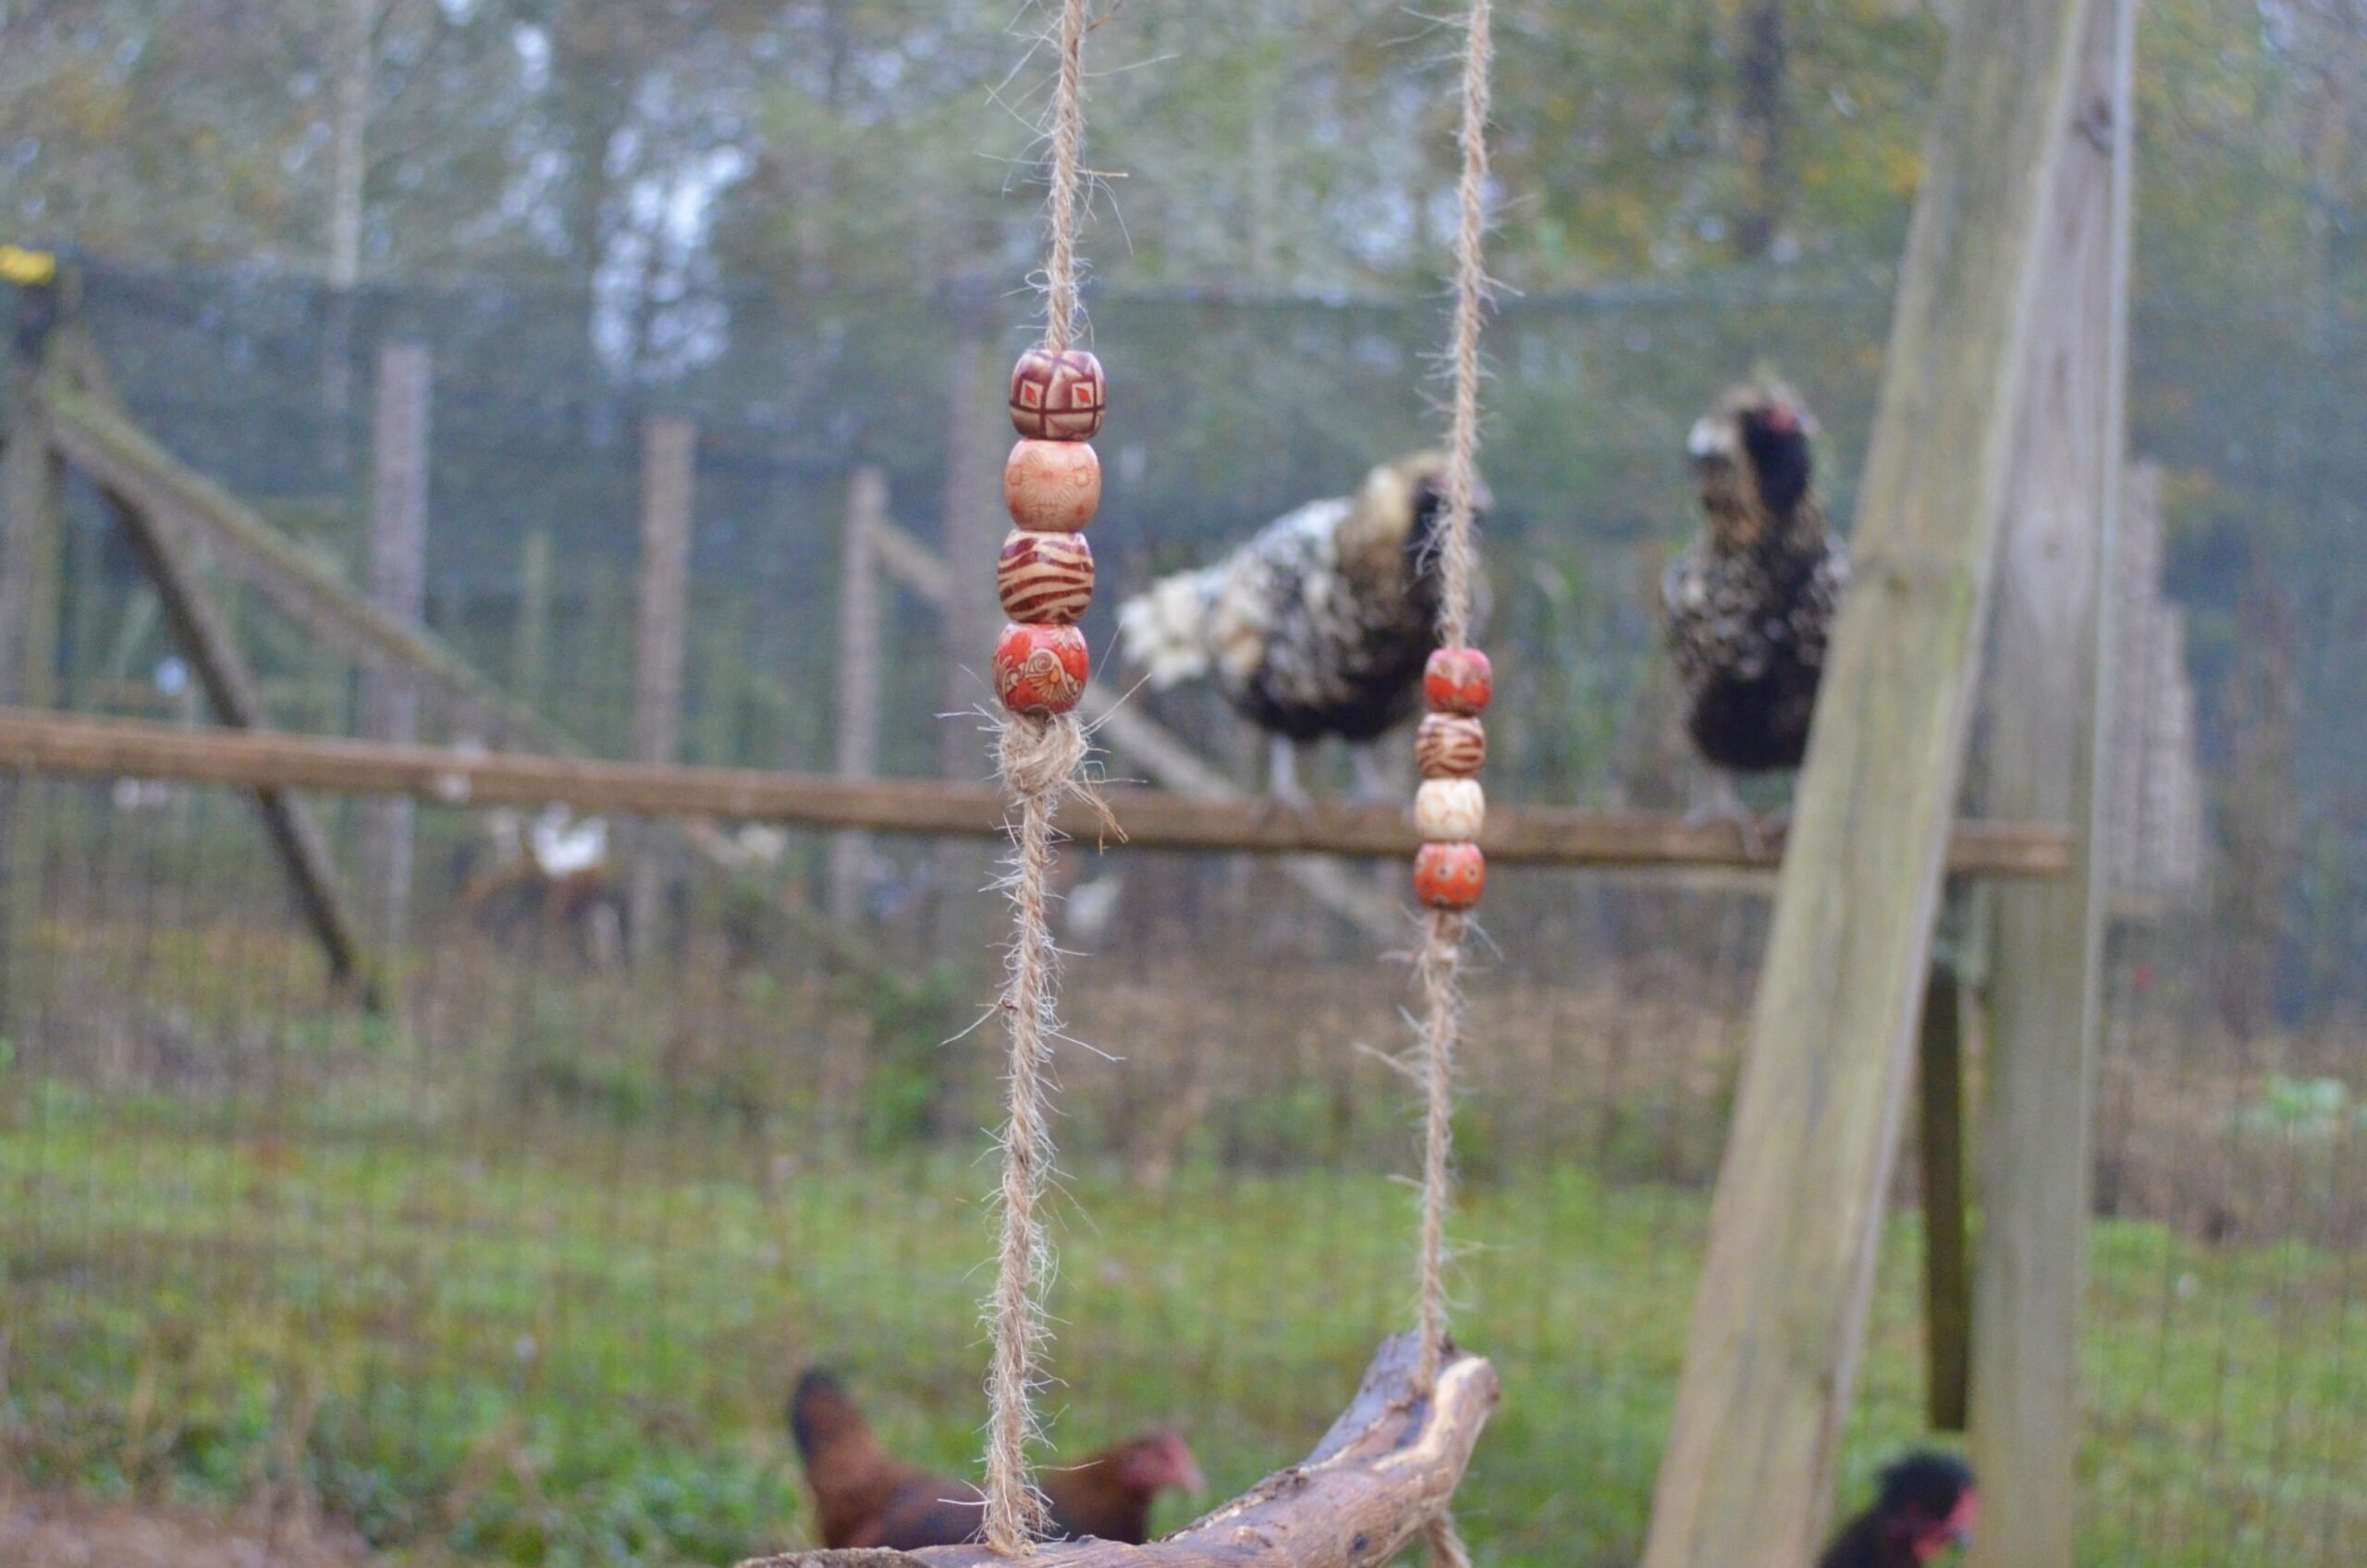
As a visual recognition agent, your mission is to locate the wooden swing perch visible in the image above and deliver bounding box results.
[742,1335,1498,1568]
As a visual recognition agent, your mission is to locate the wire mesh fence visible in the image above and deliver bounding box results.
[0,261,2361,1566]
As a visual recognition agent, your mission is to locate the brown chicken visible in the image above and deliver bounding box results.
[791,1369,1206,1550]
[1816,1451,1979,1568]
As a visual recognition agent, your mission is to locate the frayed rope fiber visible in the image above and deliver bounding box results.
[1416,0,1494,1559]
[981,0,1098,1551]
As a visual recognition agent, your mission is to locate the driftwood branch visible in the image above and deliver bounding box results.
[742,1335,1499,1568]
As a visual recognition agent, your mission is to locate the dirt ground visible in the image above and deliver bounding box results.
[0,1492,382,1568]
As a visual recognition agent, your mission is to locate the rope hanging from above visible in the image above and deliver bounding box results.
[980,0,1109,1554]
[1409,0,1496,1561]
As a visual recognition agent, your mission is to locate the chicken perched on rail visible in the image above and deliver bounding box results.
[1662,379,1847,833]
[1117,452,1490,802]
[790,1368,1204,1550]
[1816,1450,1978,1568]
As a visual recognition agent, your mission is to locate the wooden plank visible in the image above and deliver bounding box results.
[0,707,2075,878]
[360,342,430,941]
[1639,0,2095,1560]
[1966,0,2134,1561]
[629,414,695,960]
[95,489,375,1004]
[43,383,577,756]
[1918,965,1973,1433]
[830,467,887,925]
[744,1334,1496,1568]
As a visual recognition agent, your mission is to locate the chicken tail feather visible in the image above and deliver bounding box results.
[1116,569,1218,689]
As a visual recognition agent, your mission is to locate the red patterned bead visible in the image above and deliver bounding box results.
[1413,842,1487,911]
[1416,715,1487,779]
[1424,647,1493,716]
[998,530,1095,625]
[994,621,1090,716]
[1004,439,1102,533]
[1009,348,1107,441]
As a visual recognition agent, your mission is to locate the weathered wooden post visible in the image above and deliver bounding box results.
[1966,0,2135,1560]
[0,273,63,1035]
[830,466,887,925]
[514,526,554,712]
[360,341,430,944]
[630,414,695,962]
[1640,0,2095,1561]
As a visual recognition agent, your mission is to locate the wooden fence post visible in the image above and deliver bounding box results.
[1918,964,1974,1433]
[360,342,429,944]
[630,414,694,962]
[1966,0,2135,1562]
[0,295,63,1035]
[831,467,887,925]
[515,526,554,712]
[1639,0,2094,1561]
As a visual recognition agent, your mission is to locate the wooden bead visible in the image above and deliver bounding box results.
[994,621,1090,716]
[998,530,1095,625]
[1416,715,1487,779]
[1414,779,1486,842]
[1413,842,1486,911]
[1010,348,1107,441]
[1005,439,1102,533]
[1424,647,1492,716]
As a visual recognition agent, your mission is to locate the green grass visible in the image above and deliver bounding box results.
[0,1084,2361,1567]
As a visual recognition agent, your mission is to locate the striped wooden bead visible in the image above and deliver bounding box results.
[1416,715,1486,779]
[1009,348,1107,441]
[1413,841,1486,910]
[1414,779,1485,842]
[993,621,1090,716]
[1424,647,1492,717]
[1005,439,1101,533]
[998,530,1095,625]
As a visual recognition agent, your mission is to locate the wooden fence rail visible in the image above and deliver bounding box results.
[0,707,2075,877]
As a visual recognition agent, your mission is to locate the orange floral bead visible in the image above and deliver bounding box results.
[1423,647,1492,717]
[993,621,1090,716]
[1413,841,1487,910]
[1004,439,1101,533]
[1009,348,1107,441]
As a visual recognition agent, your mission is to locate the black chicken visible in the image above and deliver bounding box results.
[1116,452,1489,802]
[1662,379,1846,832]
[1816,1450,1978,1568]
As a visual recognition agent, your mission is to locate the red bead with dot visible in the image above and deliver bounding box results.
[1414,841,1487,911]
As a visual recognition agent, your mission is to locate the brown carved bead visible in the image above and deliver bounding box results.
[1004,439,1101,533]
[1009,348,1107,441]
[993,622,1090,716]
[998,530,1095,625]
[1416,715,1487,779]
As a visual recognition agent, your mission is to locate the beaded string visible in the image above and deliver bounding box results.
[980,0,1107,1552]
[1408,0,1497,1561]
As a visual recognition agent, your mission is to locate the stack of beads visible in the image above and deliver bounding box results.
[993,347,1107,717]
[1412,647,1491,910]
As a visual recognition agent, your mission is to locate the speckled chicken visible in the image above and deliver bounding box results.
[1662,380,1846,826]
[1117,453,1489,802]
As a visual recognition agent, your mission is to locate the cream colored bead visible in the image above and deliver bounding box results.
[1414,778,1485,842]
